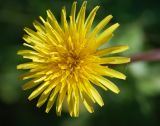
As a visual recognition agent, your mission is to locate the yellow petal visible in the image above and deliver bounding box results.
[36,90,50,108]
[61,7,69,32]
[22,43,49,55]
[92,75,120,94]
[39,16,45,24]
[23,35,49,50]
[46,9,63,35]
[33,20,45,33]
[43,79,59,95]
[104,67,126,80]
[80,79,95,103]
[81,68,108,91]
[85,6,100,34]
[28,81,49,101]
[17,50,39,56]
[56,85,67,116]
[45,85,61,113]
[72,85,79,117]
[67,85,79,117]
[20,71,46,80]
[95,23,119,48]
[89,65,126,80]
[24,27,41,41]
[76,2,86,32]
[22,78,41,90]
[81,91,94,113]
[89,15,113,38]
[99,57,130,64]
[34,76,46,83]
[89,78,108,91]
[95,45,129,56]
[85,80,104,106]
[76,1,87,24]
[66,80,72,103]
[70,1,77,24]
[17,62,38,70]
[44,22,63,44]
[68,94,74,117]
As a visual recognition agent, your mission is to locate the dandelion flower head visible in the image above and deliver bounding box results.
[17,1,130,117]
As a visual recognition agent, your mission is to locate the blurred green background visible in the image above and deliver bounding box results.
[0,0,160,126]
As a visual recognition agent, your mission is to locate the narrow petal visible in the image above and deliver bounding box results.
[23,43,49,55]
[68,93,74,117]
[23,35,49,50]
[76,1,87,25]
[45,85,61,113]
[33,20,45,33]
[28,81,50,101]
[67,84,79,117]
[89,15,113,38]
[22,78,41,90]
[88,65,126,80]
[36,90,50,108]
[70,1,77,24]
[46,9,63,35]
[33,76,46,83]
[80,68,108,91]
[23,55,46,63]
[95,23,119,48]
[17,50,40,56]
[102,67,126,80]
[84,80,104,106]
[95,45,129,56]
[17,62,38,70]
[99,57,130,64]
[81,91,94,113]
[61,7,69,32]
[44,22,63,44]
[56,85,67,116]
[43,79,60,95]
[85,6,100,34]
[92,75,120,94]
[20,71,46,80]
[24,28,42,42]
[72,84,80,117]
[89,78,108,91]
[39,16,45,24]
[80,79,95,103]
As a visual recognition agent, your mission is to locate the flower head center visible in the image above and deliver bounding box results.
[57,51,83,72]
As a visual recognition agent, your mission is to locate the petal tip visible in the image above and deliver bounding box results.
[115,23,120,27]
[22,85,27,90]
[17,65,21,69]
[108,15,113,18]
[115,89,120,94]
[28,94,34,101]
[45,109,49,113]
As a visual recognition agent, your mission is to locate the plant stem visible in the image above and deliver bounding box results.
[131,49,160,62]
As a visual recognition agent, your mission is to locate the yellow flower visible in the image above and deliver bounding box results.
[17,1,130,117]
